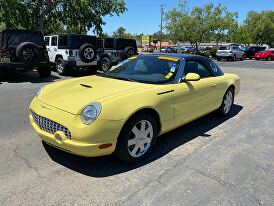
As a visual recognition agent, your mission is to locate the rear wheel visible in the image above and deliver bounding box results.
[240,54,246,61]
[115,114,158,163]
[217,57,221,61]
[219,88,234,116]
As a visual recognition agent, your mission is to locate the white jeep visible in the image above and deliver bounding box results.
[44,34,97,75]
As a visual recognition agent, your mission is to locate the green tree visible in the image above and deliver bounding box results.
[165,1,238,50]
[0,0,127,35]
[244,11,274,45]
[112,27,133,38]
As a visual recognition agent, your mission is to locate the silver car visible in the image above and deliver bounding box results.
[216,45,246,61]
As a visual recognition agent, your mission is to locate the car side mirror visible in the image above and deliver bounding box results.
[184,73,200,82]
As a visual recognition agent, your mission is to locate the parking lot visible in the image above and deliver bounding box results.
[0,60,274,205]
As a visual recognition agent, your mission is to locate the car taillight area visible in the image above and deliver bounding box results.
[0,48,11,57]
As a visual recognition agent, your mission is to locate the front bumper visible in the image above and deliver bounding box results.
[29,98,123,157]
[216,54,232,59]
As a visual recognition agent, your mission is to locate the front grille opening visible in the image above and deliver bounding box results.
[30,110,72,139]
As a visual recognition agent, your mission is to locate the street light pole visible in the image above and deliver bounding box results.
[160,4,164,52]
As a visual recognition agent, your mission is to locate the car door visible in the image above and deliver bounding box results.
[48,35,58,62]
[173,59,221,125]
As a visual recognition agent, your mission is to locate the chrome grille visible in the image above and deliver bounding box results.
[30,110,72,139]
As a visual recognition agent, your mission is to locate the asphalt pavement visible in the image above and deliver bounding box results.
[0,60,274,206]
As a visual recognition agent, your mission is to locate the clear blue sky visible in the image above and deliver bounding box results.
[89,0,274,35]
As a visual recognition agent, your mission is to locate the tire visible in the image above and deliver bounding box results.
[255,58,259,60]
[231,55,236,61]
[219,88,235,116]
[56,57,69,76]
[79,44,96,63]
[115,114,158,163]
[123,47,136,59]
[99,56,111,72]
[240,54,245,61]
[266,56,272,61]
[37,67,51,78]
[16,42,39,65]
[217,57,221,61]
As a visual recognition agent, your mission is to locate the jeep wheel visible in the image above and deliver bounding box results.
[37,68,51,78]
[100,57,111,72]
[123,47,135,59]
[16,42,39,65]
[79,44,96,63]
[56,58,69,76]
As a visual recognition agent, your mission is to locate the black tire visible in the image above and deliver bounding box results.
[240,54,245,61]
[37,67,51,78]
[115,114,158,163]
[231,55,236,61]
[79,44,96,63]
[99,56,111,72]
[123,47,136,59]
[266,56,272,61]
[56,57,70,76]
[219,88,235,116]
[16,42,39,65]
[255,58,259,60]
[217,57,221,61]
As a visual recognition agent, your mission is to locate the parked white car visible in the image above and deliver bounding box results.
[216,45,246,61]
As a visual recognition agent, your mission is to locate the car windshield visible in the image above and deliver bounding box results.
[219,46,231,50]
[98,55,180,84]
[6,31,43,47]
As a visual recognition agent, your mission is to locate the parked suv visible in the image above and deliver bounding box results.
[96,37,138,71]
[44,34,97,75]
[216,45,246,61]
[0,29,51,77]
[243,46,266,59]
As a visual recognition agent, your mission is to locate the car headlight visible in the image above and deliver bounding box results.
[81,103,102,125]
[36,86,44,97]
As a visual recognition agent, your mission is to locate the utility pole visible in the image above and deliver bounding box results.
[160,4,164,52]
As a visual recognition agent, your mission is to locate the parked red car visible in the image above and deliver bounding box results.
[255,50,274,61]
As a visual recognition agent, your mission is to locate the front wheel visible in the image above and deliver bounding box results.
[266,56,272,61]
[56,58,69,76]
[115,114,158,163]
[219,88,234,116]
[99,57,111,72]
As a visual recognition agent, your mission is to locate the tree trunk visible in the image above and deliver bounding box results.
[195,42,198,53]
[39,0,53,35]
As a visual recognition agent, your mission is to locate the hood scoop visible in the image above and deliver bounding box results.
[80,84,93,88]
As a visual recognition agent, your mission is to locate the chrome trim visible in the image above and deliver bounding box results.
[30,110,72,139]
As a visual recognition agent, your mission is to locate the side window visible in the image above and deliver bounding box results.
[184,60,212,78]
[51,36,57,46]
[104,38,114,49]
[44,37,50,46]
[233,46,238,51]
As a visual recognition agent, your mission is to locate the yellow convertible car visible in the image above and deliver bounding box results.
[29,54,240,162]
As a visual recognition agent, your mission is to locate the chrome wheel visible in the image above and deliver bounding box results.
[56,60,64,74]
[128,120,153,158]
[84,47,94,60]
[223,90,233,114]
[101,58,110,71]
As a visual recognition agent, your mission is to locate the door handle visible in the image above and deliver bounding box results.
[212,84,217,87]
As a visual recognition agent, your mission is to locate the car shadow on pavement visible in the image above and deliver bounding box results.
[43,104,243,178]
[0,70,60,83]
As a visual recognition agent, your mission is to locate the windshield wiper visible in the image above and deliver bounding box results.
[97,73,136,82]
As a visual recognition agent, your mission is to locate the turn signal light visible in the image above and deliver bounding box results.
[99,143,112,149]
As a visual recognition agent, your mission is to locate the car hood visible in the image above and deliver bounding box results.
[37,75,154,114]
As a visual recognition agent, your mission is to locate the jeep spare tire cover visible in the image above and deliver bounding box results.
[16,42,39,65]
[79,44,96,63]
